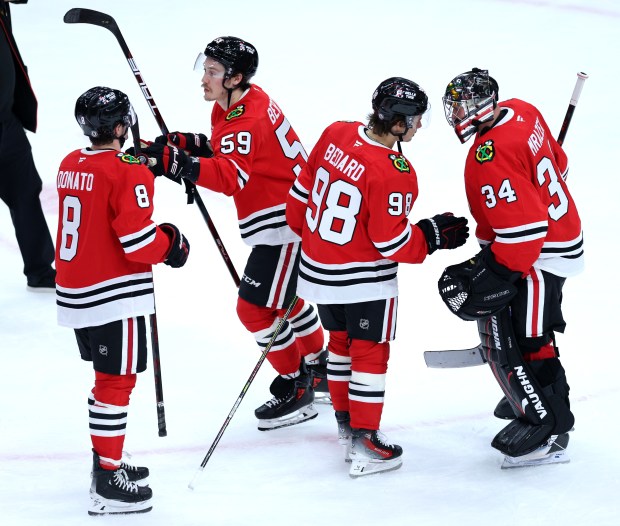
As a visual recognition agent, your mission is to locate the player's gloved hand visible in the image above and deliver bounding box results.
[158,223,190,268]
[416,213,469,254]
[437,246,520,320]
[140,143,200,184]
[154,132,213,158]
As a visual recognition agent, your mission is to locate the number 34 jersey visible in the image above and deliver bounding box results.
[465,98,584,277]
[286,121,430,305]
[55,149,171,328]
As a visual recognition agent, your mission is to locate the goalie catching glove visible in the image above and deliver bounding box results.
[416,213,469,254]
[155,132,213,158]
[140,142,201,184]
[438,246,521,320]
[159,223,190,268]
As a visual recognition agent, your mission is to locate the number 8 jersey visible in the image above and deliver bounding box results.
[286,121,430,305]
[55,149,171,328]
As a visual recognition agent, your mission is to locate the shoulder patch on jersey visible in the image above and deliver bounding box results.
[226,104,245,121]
[475,140,495,164]
[116,152,142,165]
[388,153,410,173]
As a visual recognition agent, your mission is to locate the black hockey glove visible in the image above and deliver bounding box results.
[437,246,521,321]
[140,143,200,184]
[159,223,190,268]
[416,213,469,255]
[155,132,213,158]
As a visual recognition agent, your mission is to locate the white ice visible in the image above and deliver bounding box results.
[1,0,619,524]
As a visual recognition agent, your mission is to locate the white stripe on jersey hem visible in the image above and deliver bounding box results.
[56,272,153,295]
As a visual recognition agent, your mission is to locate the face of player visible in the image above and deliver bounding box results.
[201,58,242,106]
[399,115,423,142]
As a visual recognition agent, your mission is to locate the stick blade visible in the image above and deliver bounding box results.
[424,346,486,368]
[63,8,117,29]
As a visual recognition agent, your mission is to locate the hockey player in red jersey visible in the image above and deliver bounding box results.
[439,68,583,468]
[55,87,190,515]
[285,77,469,477]
[140,37,325,430]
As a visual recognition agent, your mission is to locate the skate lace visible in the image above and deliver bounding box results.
[265,396,285,408]
[113,469,139,493]
[373,430,394,448]
[120,461,138,472]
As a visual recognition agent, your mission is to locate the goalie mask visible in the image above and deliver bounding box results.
[75,86,136,143]
[442,68,498,143]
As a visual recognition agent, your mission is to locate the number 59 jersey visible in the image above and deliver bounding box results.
[55,149,171,328]
[286,121,430,305]
[465,98,584,277]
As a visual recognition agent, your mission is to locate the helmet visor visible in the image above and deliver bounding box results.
[123,103,137,128]
[194,53,226,78]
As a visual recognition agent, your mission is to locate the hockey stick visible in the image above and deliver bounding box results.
[64,7,241,288]
[424,345,486,368]
[188,296,299,490]
[557,72,589,146]
[425,71,589,369]
[130,118,167,437]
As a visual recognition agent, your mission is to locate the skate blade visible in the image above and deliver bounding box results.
[88,496,152,515]
[314,392,332,405]
[257,405,318,431]
[501,451,570,469]
[349,457,403,478]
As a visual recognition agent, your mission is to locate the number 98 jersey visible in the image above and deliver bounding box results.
[286,121,430,305]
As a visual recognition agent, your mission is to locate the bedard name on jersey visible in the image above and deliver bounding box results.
[55,149,171,328]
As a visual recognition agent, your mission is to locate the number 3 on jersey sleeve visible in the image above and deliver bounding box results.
[305,167,362,245]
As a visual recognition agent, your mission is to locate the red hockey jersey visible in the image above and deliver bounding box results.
[195,84,306,246]
[55,149,171,328]
[465,99,584,277]
[286,121,429,304]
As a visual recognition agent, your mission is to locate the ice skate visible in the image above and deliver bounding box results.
[89,467,152,516]
[306,349,331,405]
[501,433,570,469]
[255,372,317,431]
[349,428,403,477]
[335,410,352,462]
[91,449,149,486]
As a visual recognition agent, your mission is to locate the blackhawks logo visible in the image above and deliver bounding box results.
[475,140,495,164]
[226,104,245,121]
[389,154,410,173]
[117,152,141,165]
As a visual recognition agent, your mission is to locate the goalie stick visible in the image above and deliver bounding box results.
[424,345,486,368]
[64,7,241,288]
[426,71,588,369]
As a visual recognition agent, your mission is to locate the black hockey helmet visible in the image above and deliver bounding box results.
[75,86,136,141]
[203,36,258,82]
[372,77,429,128]
[442,68,499,143]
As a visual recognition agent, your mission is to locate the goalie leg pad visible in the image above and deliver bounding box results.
[477,310,566,456]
